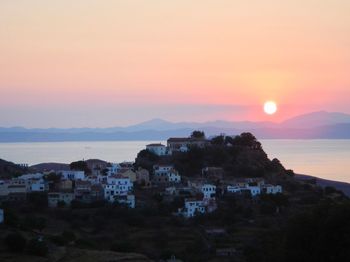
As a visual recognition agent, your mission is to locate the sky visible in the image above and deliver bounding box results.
[1,0,350,128]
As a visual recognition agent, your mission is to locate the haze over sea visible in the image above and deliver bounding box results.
[0,140,349,183]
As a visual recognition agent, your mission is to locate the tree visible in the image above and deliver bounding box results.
[69,160,91,174]
[45,172,61,183]
[4,232,27,253]
[191,130,205,139]
[211,135,225,145]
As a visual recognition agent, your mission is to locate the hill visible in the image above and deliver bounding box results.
[1,111,350,141]
[0,159,29,179]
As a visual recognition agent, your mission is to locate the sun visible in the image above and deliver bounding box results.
[264,101,277,115]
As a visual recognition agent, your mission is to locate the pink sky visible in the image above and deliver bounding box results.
[1,0,350,127]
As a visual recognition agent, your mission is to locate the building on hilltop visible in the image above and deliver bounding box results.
[167,137,209,152]
[146,143,170,156]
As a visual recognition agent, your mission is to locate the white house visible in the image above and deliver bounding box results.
[146,143,169,156]
[106,163,121,176]
[104,184,129,198]
[29,179,47,192]
[181,199,206,218]
[227,183,281,197]
[227,186,242,194]
[106,175,133,190]
[168,171,181,183]
[104,175,133,203]
[247,186,261,197]
[153,165,181,184]
[61,170,85,180]
[262,185,282,194]
[0,208,4,224]
[202,184,216,199]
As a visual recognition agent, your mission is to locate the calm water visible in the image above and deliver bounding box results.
[0,140,350,183]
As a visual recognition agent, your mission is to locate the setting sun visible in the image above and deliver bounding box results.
[264,101,277,115]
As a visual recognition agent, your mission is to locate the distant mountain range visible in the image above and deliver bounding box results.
[1,111,350,142]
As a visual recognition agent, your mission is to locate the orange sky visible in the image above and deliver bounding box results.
[1,0,350,127]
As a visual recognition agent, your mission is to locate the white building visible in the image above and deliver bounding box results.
[106,163,121,176]
[202,184,216,199]
[61,170,85,180]
[227,183,282,197]
[168,171,181,183]
[247,186,261,197]
[0,208,4,224]
[104,184,129,198]
[106,175,133,190]
[146,143,169,156]
[153,165,181,184]
[104,175,134,204]
[182,199,206,218]
[29,179,47,192]
[227,186,242,194]
[262,185,282,194]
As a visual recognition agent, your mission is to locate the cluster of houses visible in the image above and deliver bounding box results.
[0,136,284,220]
[226,178,282,196]
[145,139,283,218]
[163,177,283,218]
[0,162,153,209]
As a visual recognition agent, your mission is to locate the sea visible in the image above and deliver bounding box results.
[0,140,349,183]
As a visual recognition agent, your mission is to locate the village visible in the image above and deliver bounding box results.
[0,132,346,261]
[0,133,283,223]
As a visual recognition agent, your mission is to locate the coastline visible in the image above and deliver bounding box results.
[295,174,350,196]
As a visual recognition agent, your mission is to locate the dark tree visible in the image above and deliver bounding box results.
[191,130,205,139]
[211,135,225,145]
[69,160,91,174]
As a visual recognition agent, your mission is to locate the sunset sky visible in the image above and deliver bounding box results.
[1,0,350,128]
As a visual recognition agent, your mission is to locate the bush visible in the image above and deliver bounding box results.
[4,232,27,252]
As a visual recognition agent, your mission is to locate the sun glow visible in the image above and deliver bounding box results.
[264,101,277,115]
